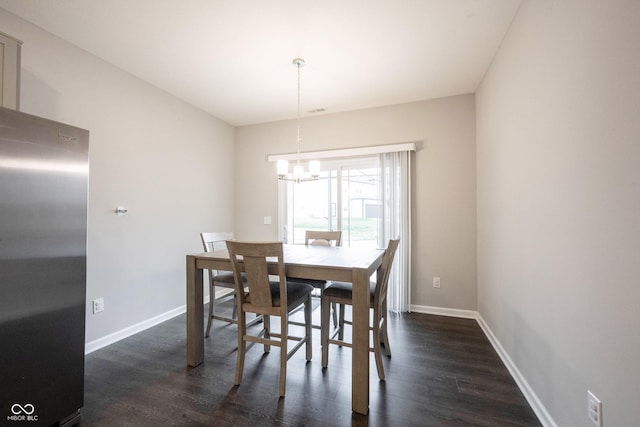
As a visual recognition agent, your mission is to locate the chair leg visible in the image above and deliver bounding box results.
[322,283,338,328]
[321,295,331,368]
[235,311,247,386]
[279,314,288,397]
[372,307,385,381]
[304,294,312,361]
[231,294,238,320]
[338,304,345,341]
[380,303,391,357]
[205,283,215,338]
[263,315,271,353]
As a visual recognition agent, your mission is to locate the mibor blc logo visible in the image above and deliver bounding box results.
[7,403,38,422]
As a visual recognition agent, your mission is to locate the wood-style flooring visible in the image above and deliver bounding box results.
[81,302,541,426]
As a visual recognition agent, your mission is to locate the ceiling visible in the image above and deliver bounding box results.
[0,0,522,126]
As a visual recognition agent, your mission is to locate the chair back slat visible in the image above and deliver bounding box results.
[242,255,274,307]
[375,238,400,309]
[305,230,342,246]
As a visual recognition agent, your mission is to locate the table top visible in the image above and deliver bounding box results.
[191,244,385,271]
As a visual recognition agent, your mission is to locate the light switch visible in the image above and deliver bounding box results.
[263,216,272,225]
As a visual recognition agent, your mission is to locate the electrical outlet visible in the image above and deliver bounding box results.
[433,277,441,288]
[92,298,104,314]
[588,390,602,426]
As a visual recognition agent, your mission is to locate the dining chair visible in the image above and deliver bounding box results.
[226,240,314,397]
[200,232,262,337]
[305,230,342,247]
[288,230,342,328]
[200,232,238,337]
[320,238,400,381]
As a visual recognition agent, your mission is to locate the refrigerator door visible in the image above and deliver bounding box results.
[0,107,89,426]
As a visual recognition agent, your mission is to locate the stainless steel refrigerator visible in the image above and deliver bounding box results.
[0,107,89,426]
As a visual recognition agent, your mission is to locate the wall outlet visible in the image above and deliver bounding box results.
[588,390,602,426]
[433,277,441,288]
[92,298,104,314]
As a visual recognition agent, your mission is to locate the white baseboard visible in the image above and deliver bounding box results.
[476,314,557,427]
[85,303,194,355]
[410,304,477,319]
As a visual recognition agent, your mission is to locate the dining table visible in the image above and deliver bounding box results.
[185,243,385,415]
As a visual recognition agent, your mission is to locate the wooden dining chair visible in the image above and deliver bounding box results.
[305,230,342,247]
[200,232,261,338]
[288,230,342,328]
[200,232,238,337]
[226,240,314,397]
[320,238,400,381]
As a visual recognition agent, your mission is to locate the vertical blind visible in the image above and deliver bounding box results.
[379,150,412,312]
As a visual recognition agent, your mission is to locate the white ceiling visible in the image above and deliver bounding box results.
[0,0,522,126]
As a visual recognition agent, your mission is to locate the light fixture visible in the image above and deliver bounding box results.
[277,58,320,183]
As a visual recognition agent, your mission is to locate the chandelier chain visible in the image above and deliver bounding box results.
[276,57,319,183]
[296,60,302,167]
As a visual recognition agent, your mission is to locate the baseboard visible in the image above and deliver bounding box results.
[84,303,195,355]
[476,314,557,427]
[410,304,477,319]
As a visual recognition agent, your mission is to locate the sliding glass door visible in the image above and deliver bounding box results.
[280,157,380,248]
[284,169,337,243]
[339,161,380,247]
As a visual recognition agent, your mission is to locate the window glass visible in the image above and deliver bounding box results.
[280,156,380,248]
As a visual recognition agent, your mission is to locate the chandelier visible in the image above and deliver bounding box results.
[277,58,320,183]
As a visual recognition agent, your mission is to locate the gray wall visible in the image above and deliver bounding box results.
[477,0,640,425]
[0,9,236,343]
[235,95,477,310]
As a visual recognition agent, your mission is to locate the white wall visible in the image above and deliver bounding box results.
[235,95,477,310]
[0,9,235,343]
[477,0,640,425]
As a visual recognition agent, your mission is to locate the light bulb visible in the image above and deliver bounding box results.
[277,159,289,177]
[309,160,320,177]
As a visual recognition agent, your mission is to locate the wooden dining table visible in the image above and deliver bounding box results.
[186,243,385,415]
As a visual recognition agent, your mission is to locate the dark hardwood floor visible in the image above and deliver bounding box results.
[81,302,541,426]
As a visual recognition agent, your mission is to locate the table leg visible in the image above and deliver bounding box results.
[351,267,370,414]
[186,255,204,366]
